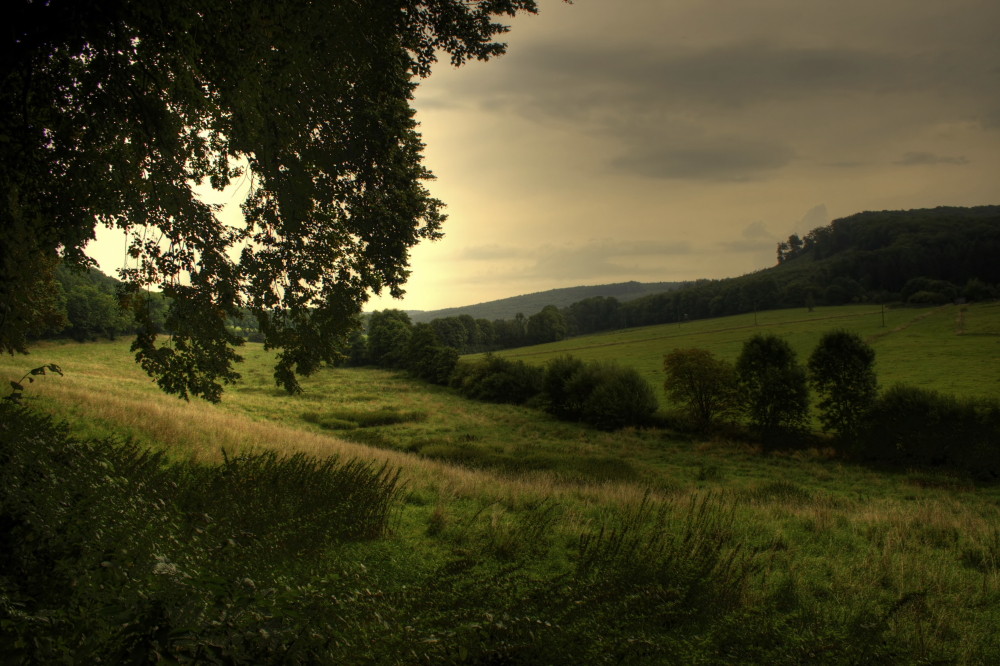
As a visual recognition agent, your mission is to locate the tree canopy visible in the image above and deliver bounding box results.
[736,334,809,440]
[808,330,877,440]
[1,0,541,400]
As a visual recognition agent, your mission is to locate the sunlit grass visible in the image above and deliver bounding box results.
[489,302,1000,402]
[4,310,1000,661]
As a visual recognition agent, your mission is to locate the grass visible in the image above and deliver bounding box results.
[3,304,1000,661]
[487,302,1000,403]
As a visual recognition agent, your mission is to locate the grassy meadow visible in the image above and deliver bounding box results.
[3,302,1000,662]
[490,302,1000,404]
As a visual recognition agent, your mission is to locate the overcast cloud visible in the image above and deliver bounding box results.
[82,0,1000,312]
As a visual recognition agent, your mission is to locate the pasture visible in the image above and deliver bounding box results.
[2,302,1000,662]
[491,302,1000,404]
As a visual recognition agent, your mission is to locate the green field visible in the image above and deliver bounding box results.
[489,302,1000,404]
[3,303,1000,662]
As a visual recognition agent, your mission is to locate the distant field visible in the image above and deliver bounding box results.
[487,302,1000,403]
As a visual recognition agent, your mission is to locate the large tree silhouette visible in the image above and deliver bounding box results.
[1,0,541,400]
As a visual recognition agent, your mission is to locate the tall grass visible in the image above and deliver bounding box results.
[4,328,1000,662]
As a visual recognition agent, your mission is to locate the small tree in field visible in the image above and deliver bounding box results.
[808,330,877,440]
[663,348,738,427]
[736,334,809,440]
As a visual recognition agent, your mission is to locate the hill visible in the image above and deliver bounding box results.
[487,301,1000,403]
[615,205,1000,329]
[405,280,685,323]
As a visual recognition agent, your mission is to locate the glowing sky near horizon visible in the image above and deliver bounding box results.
[89,0,1000,312]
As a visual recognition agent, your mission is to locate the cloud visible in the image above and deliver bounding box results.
[715,221,777,252]
[896,152,970,166]
[452,239,694,284]
[453,244,528,261]
[443,39,941,121]
[741,221,775,240]
[795,205,830,236]
[608,137,794,181]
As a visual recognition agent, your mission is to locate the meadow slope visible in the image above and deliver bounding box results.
[2,303,1000,661]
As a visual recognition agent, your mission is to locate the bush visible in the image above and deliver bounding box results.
[582,364,659,430]
[410,345,459,384]
[543,357,658,430]
[542,355,587,418]
[450,354,544,404]
[856,385,1000,478]
[808,330,877,440]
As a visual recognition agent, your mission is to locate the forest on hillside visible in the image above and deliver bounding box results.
[37,206,1000,358]
[352,206,1000,357]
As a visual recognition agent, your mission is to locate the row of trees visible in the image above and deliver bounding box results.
[31,266,169,342]
[664,331,877,442]
[664,332,1000,477]
[346,309,658,430]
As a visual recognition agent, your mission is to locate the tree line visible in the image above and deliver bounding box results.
[664,332,1000,479]
[352,207,1000,357]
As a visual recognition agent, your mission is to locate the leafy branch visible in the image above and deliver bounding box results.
[6,363,63,404]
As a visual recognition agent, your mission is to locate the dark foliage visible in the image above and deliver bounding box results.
[1,0,543,400]
[663,348,739,428]
[543,355,589,419]
[856,385,1000,479]
[736,335,810,441]
[450,355,544,405]
[543,356,659,430]
[0,401,400,662]
[808,330,878,440]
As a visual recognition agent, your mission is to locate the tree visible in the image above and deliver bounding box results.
[406,323,457,384]
[366,310,412,368]
[526,305,567,344]
[542,355,587,419]
[663,348,738,427]
[808,330,877,440]
[1,0,543,401]
[736,334,809,440]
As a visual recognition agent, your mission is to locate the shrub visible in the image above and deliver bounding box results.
[857,385,1000,478]
[450,354,543,404]
[544,357,658,430]
[410,345,459,384]
[579,363,659,430]
[542,355,587,418]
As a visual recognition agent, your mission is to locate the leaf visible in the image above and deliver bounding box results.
[10,381,24,391]
[47,364,64,375]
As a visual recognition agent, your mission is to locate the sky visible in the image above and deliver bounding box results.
[91,0,1000,313]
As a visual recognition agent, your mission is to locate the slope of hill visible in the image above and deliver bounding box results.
[406,280,685,323]
[616,206,1000,329]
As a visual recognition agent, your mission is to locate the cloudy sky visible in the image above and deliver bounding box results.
[91,0,1000,312]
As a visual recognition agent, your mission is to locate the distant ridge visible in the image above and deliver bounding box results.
[406,281,685,323]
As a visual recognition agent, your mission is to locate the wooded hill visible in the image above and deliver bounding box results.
[406,280,685,323]
[614,205,999,329]
[401,205,999,339]
[42,205,999,350]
